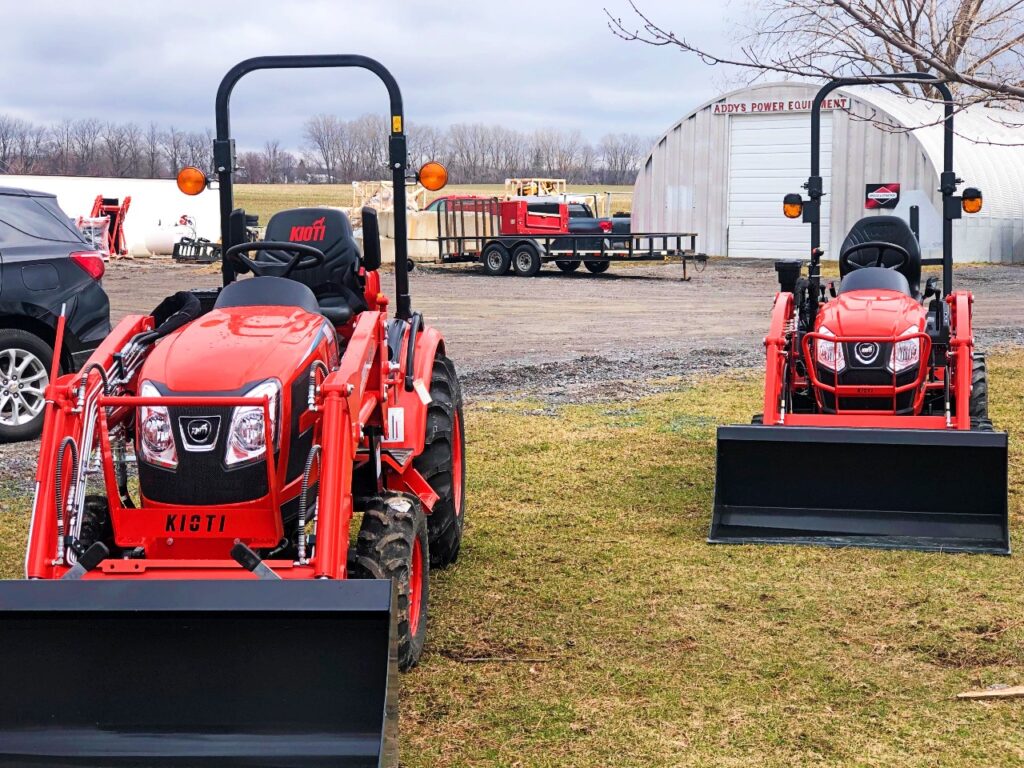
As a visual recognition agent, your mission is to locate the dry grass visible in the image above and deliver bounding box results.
[234,184,634,223]
[1,353,1022,765]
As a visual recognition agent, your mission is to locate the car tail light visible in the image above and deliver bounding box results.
[599,220,613,233]
[71,251,105,280]
[815,327,846,372]
[137,381,177,469]
[889,326,922,372]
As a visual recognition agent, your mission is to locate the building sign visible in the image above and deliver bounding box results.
[712,97,850,115]
[865,183,901,209]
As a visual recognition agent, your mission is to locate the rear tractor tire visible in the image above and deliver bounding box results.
[970,354,992,431]
[481,243,511,276]
[555,260,581,273]
[584,260,610,274]
[352,494,429,672]
[414,354,466,569]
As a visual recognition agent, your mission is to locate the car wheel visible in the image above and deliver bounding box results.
[0,329,53,442]
[512,243,542,277]
[584,261,610,274]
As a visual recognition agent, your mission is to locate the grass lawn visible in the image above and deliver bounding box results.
[1,354,1021,766]
[234,183,634,223]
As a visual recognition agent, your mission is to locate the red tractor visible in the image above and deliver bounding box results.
[710,73,1009,555]
[0,55,465,767]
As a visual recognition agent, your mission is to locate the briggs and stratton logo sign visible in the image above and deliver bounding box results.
[713,97,849,115]
[865,183,901,209]
[179,415,220,451]
[289,216,327,242]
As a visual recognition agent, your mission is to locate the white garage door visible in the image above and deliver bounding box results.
[727,113,832,259]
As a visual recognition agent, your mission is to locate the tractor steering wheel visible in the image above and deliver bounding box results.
[840,241,910,273]
[225,241,326,279]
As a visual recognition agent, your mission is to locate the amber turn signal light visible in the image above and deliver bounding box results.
[176,166,207,196]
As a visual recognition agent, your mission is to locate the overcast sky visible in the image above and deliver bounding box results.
[1,1,734,150]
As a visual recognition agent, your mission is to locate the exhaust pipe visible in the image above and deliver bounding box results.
[710,425,1009,554]
[0,579,398,767]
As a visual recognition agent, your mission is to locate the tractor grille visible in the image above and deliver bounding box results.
[137,403,272,506]
[816,342,919,414]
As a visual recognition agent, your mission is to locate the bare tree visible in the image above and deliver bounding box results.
[143,122,164,178]
[72,118,103,175]
[606,1,1024,106]
[599,133,647,184]
[161,127,188,175]
[303,114,345,181]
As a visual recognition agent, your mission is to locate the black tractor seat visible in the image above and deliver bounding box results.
[837,267,912,297]
[261,207,368,323]
[839,215,922,298]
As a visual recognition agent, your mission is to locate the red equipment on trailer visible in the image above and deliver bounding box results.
[89,194,131,257]
[0,55,466,768]
[710,73,1009,555]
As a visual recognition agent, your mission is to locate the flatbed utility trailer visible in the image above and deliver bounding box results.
[429,197,707,279]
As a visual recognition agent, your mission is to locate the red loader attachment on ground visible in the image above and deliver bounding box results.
[0,580,397,768]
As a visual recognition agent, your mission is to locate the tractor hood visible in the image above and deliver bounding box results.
[816,290,925,337]
[141,306,330,393]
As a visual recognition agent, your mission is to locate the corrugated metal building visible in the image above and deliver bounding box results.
[633,82,1024,263]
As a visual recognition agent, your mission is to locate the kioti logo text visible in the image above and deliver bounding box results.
[290,217,327,242]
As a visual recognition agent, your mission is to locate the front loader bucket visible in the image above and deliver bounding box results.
[710,425,1010,554]
[0,579,398,768]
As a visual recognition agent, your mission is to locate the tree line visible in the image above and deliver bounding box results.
[0,113,652,186]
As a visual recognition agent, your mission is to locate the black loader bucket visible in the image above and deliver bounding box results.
[0,579,397,768]
[710,425,1009,554]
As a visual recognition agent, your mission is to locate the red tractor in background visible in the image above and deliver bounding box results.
[710,73,1009,555]
[0,55,465,768]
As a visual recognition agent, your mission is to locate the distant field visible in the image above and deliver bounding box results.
[234,183,634,222]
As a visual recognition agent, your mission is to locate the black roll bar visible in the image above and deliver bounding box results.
[805,73,958,315]
[213,55,414,319]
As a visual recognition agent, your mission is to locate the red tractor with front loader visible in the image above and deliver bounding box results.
[0,55,465,768]
[710,73,1009,555]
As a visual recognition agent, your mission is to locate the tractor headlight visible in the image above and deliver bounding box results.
[815,326,846,373]
[225,379,280,466]
[889,326,921,373]
[138,380,178,468]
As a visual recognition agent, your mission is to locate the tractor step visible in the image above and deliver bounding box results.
[709,424,1010,555]
[0,579,398,768]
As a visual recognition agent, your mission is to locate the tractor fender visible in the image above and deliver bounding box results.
[387,325,445,455]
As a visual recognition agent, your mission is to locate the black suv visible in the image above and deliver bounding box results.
[0,187,111,441]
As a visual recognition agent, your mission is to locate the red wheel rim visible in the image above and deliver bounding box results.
[451,410,464,518]
[408,536,423,636]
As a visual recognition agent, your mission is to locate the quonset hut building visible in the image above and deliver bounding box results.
[632,82,1024,263]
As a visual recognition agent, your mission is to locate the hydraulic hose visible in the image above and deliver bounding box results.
[54,436,79,564]
[297,444,322,564]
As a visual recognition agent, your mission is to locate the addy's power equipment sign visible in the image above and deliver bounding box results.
[712,97,849,115]
[865,183,900,209]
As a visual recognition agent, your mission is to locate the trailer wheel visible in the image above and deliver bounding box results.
[481,243,511,276]
[512,243,542,277]
[353,494,429,671]
[414,354,465,568]
[970,354,989,423]
[584,261,610,274]
[555,260,580,273]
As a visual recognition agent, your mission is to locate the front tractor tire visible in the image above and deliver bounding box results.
[970,354,992,430]
[415,354,466,568]
[352,494,429,672]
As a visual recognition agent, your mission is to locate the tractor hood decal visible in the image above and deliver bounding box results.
[141,306,325,393]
